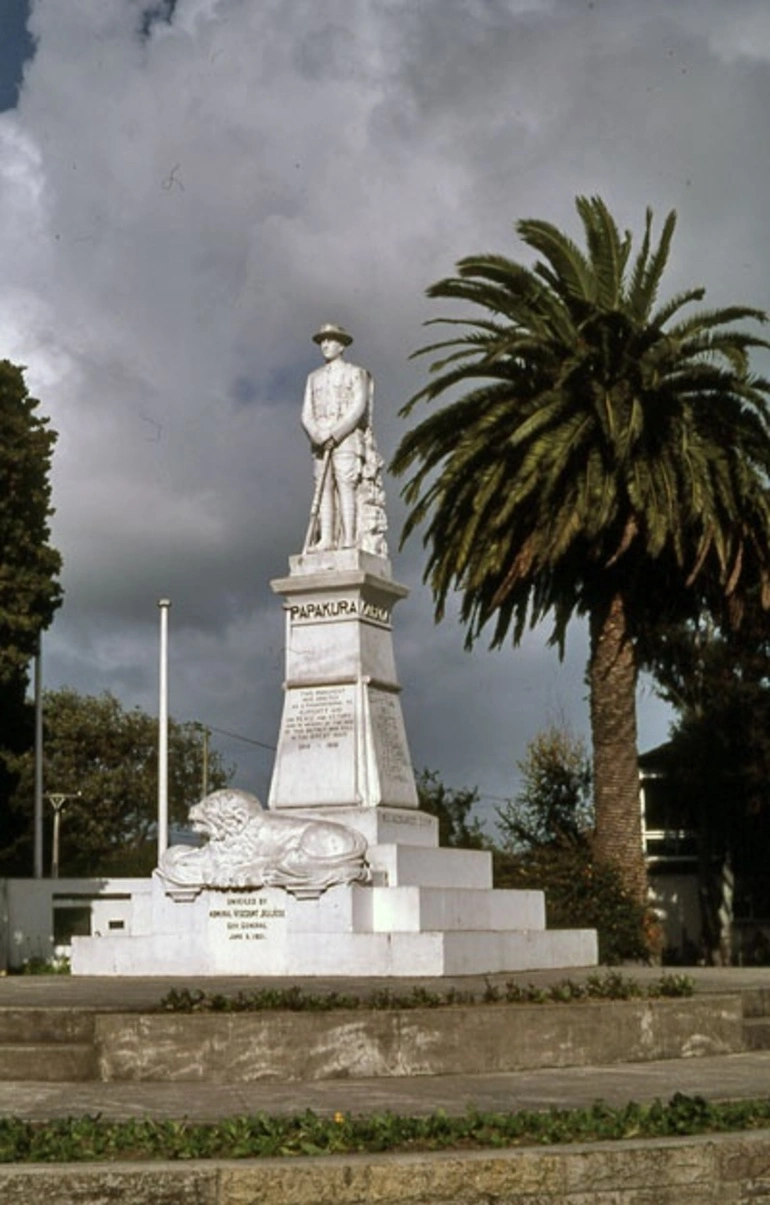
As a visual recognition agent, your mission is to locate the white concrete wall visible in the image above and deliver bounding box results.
[0,877,152,968]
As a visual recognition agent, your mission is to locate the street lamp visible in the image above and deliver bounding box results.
[46,792,82,879]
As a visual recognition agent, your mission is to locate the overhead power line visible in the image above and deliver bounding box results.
[196,722,276,753]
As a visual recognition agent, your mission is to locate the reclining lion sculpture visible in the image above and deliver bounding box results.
[158,788,369,896]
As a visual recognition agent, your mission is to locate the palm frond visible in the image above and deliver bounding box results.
[516,216,594,304]
[393,194,770,659]
[631,208,677,318]
[576,195,632,309]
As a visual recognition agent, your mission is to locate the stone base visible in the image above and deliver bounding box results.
[268,553,419,811]
[71,808,598,977]
[72,921,596,977]
[71,879,596,976]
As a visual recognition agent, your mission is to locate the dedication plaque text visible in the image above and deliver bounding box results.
[369,690,415,798]
[208,893,287,945]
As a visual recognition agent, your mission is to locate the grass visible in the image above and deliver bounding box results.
[1,1095,769,1163]
[158,971,694,1013]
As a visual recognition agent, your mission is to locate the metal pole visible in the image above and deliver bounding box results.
[51,804,61,879]
[33,648,43,879]
[46,793,80,879]
[157,599,171,860]
[202,726,209,798]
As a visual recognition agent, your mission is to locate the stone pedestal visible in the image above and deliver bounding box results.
[71,872,597,976]
[268,549,418,811]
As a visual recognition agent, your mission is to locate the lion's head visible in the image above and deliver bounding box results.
[188,788,265,843]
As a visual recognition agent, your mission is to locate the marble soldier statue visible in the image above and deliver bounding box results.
[302,323,387,555]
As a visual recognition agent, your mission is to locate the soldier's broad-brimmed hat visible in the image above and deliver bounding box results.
[312,322,352,347]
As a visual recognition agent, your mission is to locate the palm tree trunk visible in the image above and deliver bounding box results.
[589,591,647,904]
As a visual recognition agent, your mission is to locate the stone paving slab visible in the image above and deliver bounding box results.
[2,964,770,1009]
[3,1050,770,1123]
[1,967,769,1130]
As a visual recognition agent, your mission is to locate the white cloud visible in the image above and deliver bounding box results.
[3,0,768,816]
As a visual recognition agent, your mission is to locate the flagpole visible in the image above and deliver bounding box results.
[157,599,171,861]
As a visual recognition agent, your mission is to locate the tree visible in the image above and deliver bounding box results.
[0,360,62,848]
[642,604,770,960]
[493,726,648,964]
[1,689,232,876]
[496,725,592,850]
[415,768,487,848]
[0,361,62,688]
[392,196,770,903]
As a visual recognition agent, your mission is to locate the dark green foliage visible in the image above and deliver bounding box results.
[0,361,62,857]
[652,610,770,846]
[393,197,770,657]
[160,984,471,1012]
[1,688,232,875]
[0,682,34,875]
[393,196,770,901]
[415,767,487,848]
[494,727,645,961]
[0,361,62,688]
[1,1093,767,1162]
[641,604,770,959]
[158,971,693,1013]
[494,841,649,964]
[496,725,592,849]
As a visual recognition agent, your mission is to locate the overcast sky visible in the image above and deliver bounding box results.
[2,0,769,828]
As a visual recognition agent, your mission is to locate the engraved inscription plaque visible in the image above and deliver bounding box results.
[273,683,358,805]
[283,685,356,754]
[208,892,287,945]
[369,690,416,802]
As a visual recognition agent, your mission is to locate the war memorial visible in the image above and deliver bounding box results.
[70,323,597,976]
[8,329,770,1205]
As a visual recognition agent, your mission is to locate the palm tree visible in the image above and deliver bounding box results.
[392,197,770,903]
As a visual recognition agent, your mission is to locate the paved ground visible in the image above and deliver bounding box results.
[2,966,770,1124]
[3,1050,770,1123]
[2,963,770,1009]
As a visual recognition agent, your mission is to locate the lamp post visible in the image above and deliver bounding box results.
[46,792,81,878]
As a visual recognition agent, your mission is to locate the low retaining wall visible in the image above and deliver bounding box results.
[95,994,745,1082]
[3,1128,770,1204]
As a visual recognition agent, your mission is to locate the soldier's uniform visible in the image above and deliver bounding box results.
[302,327,371,550]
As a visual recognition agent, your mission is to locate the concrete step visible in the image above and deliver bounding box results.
[743,1016,770,1050]
[0,1043,98,1081]
[0,1008,95,1044]
[94,994,745,1082]
[742,987,770,1019]
[368,844,493,889]
[359,886,547,933]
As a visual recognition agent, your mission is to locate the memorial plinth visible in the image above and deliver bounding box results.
[268,548,418,812]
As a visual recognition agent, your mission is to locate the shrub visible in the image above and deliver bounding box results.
[494,840,649,964]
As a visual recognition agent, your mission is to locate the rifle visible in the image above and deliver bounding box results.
[302,443,333,553]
